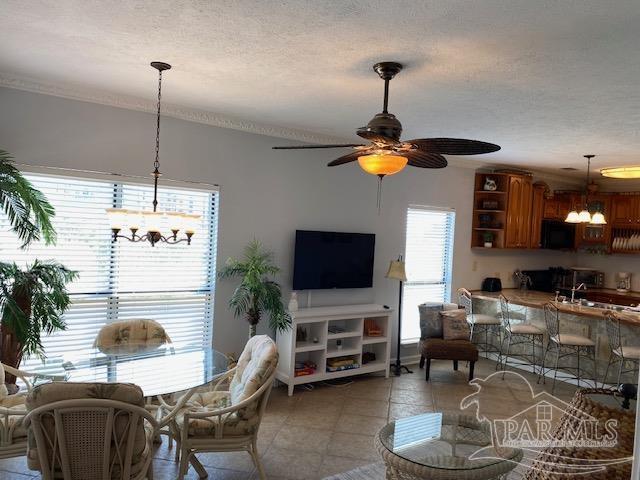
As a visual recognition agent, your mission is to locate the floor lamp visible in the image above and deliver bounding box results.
[387,256,413,376]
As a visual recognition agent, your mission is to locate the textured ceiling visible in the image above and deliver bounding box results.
[1,0,639,173]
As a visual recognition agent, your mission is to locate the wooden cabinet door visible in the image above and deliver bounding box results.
[557,195,574,221]
[505,175,533,248]
[543,199,559,219]
[529,185,545,248]
[612,195,635,224]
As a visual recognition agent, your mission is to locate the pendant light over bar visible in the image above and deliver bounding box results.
[565,154,607,225]
[106,62,201,246]
[600,165,640,179]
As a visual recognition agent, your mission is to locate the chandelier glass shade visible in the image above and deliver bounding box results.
[107,62,200,246]
[600,166,640,179]
[564,154,606,225]
[357,153,408,176]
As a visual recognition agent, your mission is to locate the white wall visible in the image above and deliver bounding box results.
[0,87,574,356]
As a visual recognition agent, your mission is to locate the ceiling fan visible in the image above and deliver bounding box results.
[273,62,501,206]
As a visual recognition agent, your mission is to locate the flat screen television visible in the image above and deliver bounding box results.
[292,230,375,290]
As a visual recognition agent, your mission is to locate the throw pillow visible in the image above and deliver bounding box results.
[418,303,444,339]
[441,309,471,341]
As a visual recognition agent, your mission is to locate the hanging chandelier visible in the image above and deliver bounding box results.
[565,154,607,225]
[106,62,200,246]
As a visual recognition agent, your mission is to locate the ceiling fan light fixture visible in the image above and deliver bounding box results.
[600,166,640,179]
[357,153,408,176]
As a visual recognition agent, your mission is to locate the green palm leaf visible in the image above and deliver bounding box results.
[0,149,56,247]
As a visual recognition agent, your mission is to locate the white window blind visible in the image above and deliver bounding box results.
[0,173,218,366]
[401,206,455,343]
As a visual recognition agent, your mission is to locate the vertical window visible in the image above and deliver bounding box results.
[0,173,218,367]
[400,206,455,343]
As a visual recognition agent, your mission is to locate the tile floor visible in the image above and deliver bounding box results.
[0,358,578,480]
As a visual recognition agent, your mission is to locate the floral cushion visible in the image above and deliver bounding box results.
[441,309,471,340]
[176,335,278,438]
[418,302,459,340]
[26,382,150,478]
[0,394,28,441]
[0,363,8,399]
[93,319,171,354]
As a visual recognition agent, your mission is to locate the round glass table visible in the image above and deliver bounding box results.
[31,343,230,397]
[377,413,522,480]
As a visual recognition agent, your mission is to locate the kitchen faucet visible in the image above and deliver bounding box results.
[571,283,587,303]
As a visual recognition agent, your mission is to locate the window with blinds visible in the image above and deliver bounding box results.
[0,173,218,367]
[401,206,455,343]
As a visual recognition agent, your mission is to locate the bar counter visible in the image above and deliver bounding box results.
[470,288,640,326]
[467,288,640,383]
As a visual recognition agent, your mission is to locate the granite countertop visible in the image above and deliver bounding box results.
[470,288,640,326]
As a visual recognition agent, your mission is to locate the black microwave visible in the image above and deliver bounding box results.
[541,220,576,250]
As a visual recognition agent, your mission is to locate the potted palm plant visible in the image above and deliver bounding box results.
[218,240,291,337]
[0,261,78,378]
[0,149,76,387]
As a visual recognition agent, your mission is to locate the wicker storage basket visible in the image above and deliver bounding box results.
[523,388,635,480]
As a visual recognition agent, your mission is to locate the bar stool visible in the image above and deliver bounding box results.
[541,302,597,393]
[457,288,502,360]
[498,295,545,377]
[603,311,640,386]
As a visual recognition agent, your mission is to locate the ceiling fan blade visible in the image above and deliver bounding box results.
[272,144,365,150]
[356,129,401,146]
[327,151,366,166]
[405,151,448,169]
[406,138,500,155]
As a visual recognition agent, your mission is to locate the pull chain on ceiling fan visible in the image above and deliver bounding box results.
[273,61,501,210]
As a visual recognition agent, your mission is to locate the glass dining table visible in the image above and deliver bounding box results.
[30,343,230,478]
[30,342,230,397]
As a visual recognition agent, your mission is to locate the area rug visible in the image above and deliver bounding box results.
[323,462,385,480]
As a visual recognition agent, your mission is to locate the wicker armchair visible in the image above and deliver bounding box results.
[159,335,278,480]
[24,381,157,480]
[0,362,62,460]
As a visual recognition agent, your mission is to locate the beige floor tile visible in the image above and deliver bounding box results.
[342,398,389,418]
[326,432,379,461]
[272,425,333,453]
[344,384,391,401]
[260,447,323,479]
[152,458,211,480]
[392,375,432,391]
[388,402,435,421]
[285,409,341,430]
[390,388,433,406]
[334,413,388,436]
[316,455,372,478]
[198,451,258,472]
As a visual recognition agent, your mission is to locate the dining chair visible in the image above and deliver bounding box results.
[0,361,62,460]
[94,318,173,354]
[24,381,157,480]
[160,335,278,480]
[603,311,640,387]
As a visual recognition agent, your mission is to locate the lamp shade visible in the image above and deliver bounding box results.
[577,209,592,223]
[358,153,408,176]
[565,210,580,223]
[386,260,407,281]
[590,211,607,225]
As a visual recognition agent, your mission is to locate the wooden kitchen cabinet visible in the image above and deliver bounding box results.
[529,183,547,248]
[543,193,576,220]
[611,194,640,225]
[505,175,533,248]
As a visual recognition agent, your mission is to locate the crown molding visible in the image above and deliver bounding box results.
[0,72,349,145]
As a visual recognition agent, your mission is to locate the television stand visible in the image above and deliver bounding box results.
[275,304,392,396]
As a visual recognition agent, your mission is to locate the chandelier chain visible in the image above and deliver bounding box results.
[154,70,162,172]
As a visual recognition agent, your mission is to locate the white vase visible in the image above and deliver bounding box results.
[288,292,299,312]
